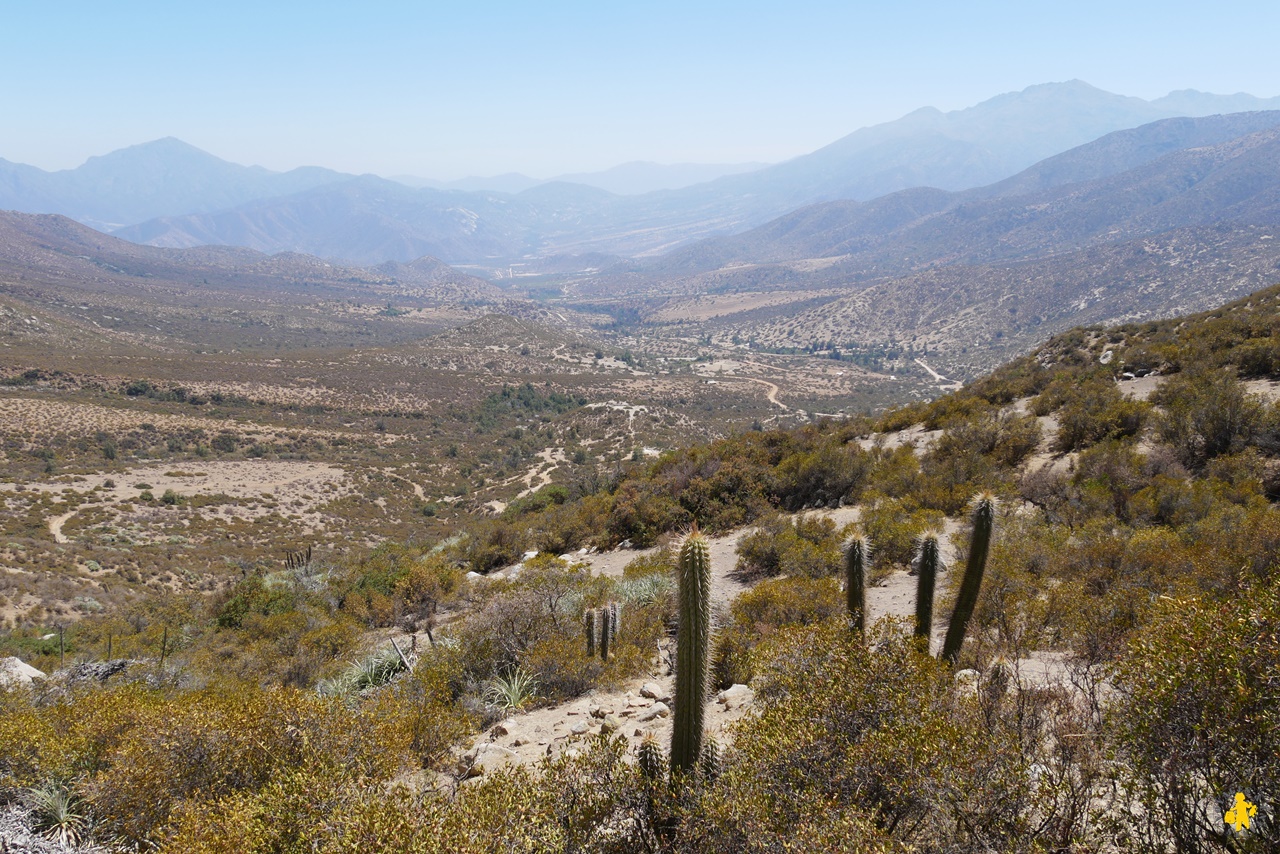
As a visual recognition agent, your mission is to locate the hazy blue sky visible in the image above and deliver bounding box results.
[4,1,1278,179]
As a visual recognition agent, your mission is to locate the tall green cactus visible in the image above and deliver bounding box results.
[941,493,997,665]
[585,609,596,658]
[600,606,612,662]
[914,533,941,644]
[845,534,870,637]
[672,525,712,776]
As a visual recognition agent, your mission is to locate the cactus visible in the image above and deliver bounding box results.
[672,525,712,776]
[638,736,665,782]
[845,534,870,636]
[699,738,722,782]
[609,601,621,642]
[585,609,596,657]
[600,606,612,662]
[914,533,942,644]
[941,493,997,665]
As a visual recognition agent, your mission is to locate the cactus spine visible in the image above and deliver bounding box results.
[845,535,869,636]
[941,493,996,665]
[914,533,941,644]
[672,525,712,776]
[585,609,596,658]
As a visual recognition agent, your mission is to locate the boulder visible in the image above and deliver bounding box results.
[601,714,624,734]
[639,702,670,721]
[570,720,593,735]
[953,669,981,696]
[458,743,518,778]
[716,684,754,710]
[0,657,44,687]
[640,682,669,701]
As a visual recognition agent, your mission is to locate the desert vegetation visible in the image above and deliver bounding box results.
[3,282,1280,850]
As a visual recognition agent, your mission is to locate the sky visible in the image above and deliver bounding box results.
[4,1,1279,180]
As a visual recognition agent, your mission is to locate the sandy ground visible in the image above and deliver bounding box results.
[858,422,944,452]
[1,460,353,543]
[0,394,347,444]
[460,505,1010,776]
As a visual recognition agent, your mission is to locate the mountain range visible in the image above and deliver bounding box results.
[6,81,1280,265]
[5,99,1280,387]
[392,161,770,196]
[586,115,1280,376]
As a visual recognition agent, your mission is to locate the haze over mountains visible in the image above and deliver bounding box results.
[5,81,1280,266]
[0,137,347,232]
[393,161,770,196]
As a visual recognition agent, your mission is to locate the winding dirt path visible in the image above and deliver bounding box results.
[741,377,788,411]
[48,510,76,544]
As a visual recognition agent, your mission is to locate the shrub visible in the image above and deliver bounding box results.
[713,576,844,687]
[1109,580,1280,852]
[1155,368,1265,469]
[734,514,844,579]
[859,495,944,568]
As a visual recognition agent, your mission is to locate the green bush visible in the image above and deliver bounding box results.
[713,576,844,687]
[1155,369,1265,469]
[1110,580,1280,852]
[734,513,844,579]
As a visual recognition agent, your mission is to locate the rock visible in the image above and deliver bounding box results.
[589,705,614,718]
[640,682,669,701]
[716,683,754,710]
[954,669,981,696]
[639,702,670,721]
[490,720,514,737]
[65,659,130,685]
[0,656,44,687]
[522,550,539,561]
[570,720,592,735]
[629,696,652,707]
[601,714,623,734]
[459,743,518,778]
[634,728,645,737]
[511,737,528,747]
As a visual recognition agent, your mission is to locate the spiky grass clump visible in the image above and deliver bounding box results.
[483,668,540,712]
[25,781,90,847]
[317,645,407,697]
[616,573,675,608]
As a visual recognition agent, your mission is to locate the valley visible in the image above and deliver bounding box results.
[3,75,1280,853]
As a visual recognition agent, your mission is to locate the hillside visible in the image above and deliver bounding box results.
[2,280,1279,851]
[575,118,1280,379]
[0,211,505,350]
[645,110,1280,273]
